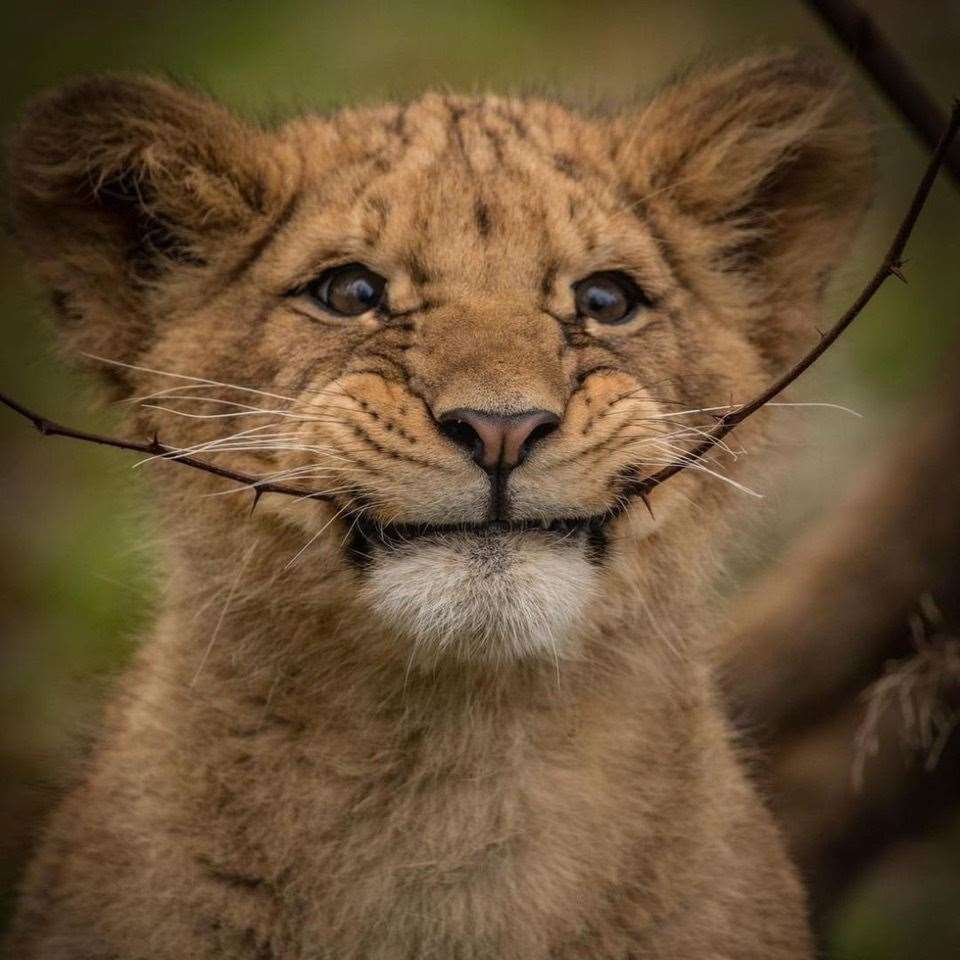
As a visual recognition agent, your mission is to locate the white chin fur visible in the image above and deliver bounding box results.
[359,531,599,664]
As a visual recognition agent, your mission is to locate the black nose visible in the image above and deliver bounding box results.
[438,408,560,474]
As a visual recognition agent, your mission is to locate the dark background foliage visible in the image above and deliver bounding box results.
[1,1,958,955]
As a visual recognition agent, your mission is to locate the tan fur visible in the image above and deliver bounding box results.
[6,53,871,958]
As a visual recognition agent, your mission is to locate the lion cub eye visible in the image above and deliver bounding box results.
[306,263,387,317]
[573,271,651,325]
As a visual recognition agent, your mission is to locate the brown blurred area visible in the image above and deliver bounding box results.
[1,1,958,955]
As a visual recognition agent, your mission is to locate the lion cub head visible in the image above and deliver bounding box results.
[9,54,870,663]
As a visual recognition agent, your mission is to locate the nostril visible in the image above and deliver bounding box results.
[438,415,484,461]
[520,415,559,455]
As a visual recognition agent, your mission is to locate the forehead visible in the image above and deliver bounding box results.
[276,93,655,293]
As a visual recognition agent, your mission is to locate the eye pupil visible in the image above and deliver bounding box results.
[586,285,622,315]
[310,263,386,317]
[573,271,649,325]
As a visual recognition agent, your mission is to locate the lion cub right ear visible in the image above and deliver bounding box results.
[8,76,284,389]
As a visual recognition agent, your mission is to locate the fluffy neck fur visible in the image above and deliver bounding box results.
[122,492,726,953]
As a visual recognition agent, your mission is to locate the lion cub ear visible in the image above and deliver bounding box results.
[616,52,873,306]
[9,75,281,388]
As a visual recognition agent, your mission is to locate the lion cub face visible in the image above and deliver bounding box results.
[10,56,870,662]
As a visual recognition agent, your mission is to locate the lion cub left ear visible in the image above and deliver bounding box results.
[9,75,286,383]
[615,53,873,304]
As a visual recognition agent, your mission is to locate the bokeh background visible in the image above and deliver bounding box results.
[1,1,958,955]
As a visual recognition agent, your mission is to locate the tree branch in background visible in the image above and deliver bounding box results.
[804,0,960,188]
[0,389,334,505]
[720,0,960,937]
[723,336,960,925]
[3,104,958,510]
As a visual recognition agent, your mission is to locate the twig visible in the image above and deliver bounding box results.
[804,0,960,188]
[620,99,960,503]
[0,389,333,506]
[2,104,958,510]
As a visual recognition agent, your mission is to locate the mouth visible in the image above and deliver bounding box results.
[348,513,611,558]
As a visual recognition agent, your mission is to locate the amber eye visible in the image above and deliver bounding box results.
[573,271,651,325]
[306,263,387,317]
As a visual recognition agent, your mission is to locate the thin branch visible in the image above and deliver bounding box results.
[1,104,958,510]
[0,390,334,505]
[620,99,960,502]
[804,0,960,188]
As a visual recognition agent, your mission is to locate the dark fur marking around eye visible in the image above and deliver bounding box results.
[405,253,431,286]
[474,199,493,238]
[225,183,302,286]
[540,262,558,297]
[383,312,420,328]
[567,196,580,220]
[559,326,595,349]
[541,307,570,325]
[365,193,391,221]
[361,193,392,245]
[627,194,696,294]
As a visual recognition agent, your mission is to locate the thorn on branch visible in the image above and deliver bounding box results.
[888,260,909,283]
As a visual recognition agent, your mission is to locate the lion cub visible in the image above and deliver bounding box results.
[7,53,869,958]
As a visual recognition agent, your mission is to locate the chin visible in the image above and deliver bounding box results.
[354,519,605,664]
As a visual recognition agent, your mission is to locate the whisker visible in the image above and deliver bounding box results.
[139,402,326,424]
[284,501,367,569]
[191,543,256,687]
[87,354,302,405]
[765,400,863,418]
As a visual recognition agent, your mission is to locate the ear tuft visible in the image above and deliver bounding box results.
[618,52,874,295]
[8,75,277,386]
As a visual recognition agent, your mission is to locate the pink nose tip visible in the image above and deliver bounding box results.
[438,408,560,473]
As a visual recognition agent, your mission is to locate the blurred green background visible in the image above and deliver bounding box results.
[0,1,958,955]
